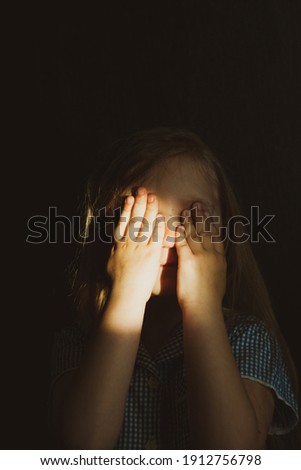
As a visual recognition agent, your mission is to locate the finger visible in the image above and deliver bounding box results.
[114,195,135,242]
[150,213,166,246]
[175,224,192,258]
[189,203,217,250]
[182,209,202,253]
[204,210,224,254]
[140,193,159,244]
[190,202,205,236]
[199,209,215,250]
[127,187,148,242]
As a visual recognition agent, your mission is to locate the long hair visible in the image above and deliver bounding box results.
[70,127,299,448]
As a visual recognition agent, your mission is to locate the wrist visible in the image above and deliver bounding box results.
[180,296,223,317]
[109,284,148,310]
[100,289,147,333]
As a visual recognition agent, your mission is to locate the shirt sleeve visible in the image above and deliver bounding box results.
[226,315,299,435]
[49,323,87,393]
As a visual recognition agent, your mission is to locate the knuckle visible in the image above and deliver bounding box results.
[135,197,146,205]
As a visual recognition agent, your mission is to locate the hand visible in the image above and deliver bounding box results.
[107,187,165,304]
[175,202,227,310]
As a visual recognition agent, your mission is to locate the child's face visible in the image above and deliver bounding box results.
[142,155,221,297]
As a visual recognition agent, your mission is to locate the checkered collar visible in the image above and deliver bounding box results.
[135,322,183,376]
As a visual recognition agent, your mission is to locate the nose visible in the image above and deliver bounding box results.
[162,215,181,248]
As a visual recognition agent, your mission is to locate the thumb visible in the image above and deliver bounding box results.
[175,224,190,257]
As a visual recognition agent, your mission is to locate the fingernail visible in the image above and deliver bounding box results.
[148,194,155,203]
[137,187,145,196]
[193,202,202,210]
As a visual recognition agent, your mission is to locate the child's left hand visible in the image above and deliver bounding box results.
[175,202,227,311]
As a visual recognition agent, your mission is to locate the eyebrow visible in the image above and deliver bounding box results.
[185,196,212,203]
[179,197,214,208]
[116,194,215,210]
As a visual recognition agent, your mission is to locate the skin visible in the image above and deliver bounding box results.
[52,157,275,449]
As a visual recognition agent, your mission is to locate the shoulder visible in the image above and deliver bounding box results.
[50,320,89,384]
[223,309,274,352]
[52,321,87,343]
[222,309,299,435]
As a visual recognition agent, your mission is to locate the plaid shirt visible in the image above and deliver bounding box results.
[49,313,299,449]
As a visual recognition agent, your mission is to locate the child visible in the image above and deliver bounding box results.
[49,127,299,449]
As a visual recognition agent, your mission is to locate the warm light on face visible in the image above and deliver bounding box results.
[141,155,220,297]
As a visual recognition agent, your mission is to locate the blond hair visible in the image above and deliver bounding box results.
[70,127,299,447]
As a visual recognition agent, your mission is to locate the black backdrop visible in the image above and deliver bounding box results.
[15,1,301,449]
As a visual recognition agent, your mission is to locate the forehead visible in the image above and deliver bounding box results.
[142,155,218,209]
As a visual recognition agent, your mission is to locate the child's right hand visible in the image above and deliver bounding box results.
[106,187,165,304]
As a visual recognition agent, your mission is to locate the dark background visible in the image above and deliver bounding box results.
[14,1,301,449]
